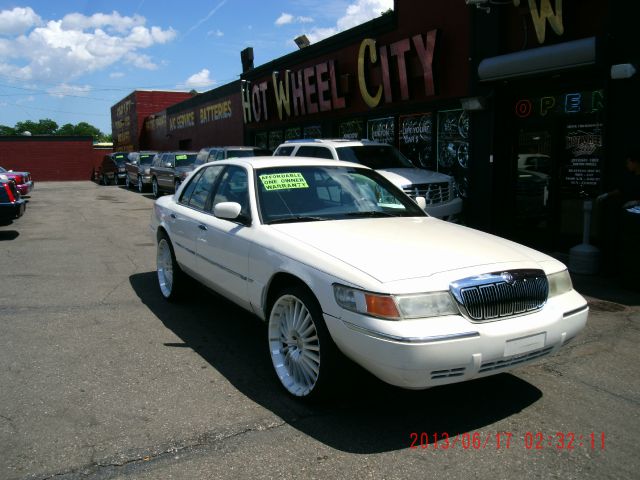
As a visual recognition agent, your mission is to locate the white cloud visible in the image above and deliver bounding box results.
[275,13,294,26]
[207,29,224,37]
[0,7,176,83]
[305,0,392,43]
[183,69,215,89]
[275,13,314,26]
[109,72,125,78]
[47,83,91,98]
[0,7,42,35]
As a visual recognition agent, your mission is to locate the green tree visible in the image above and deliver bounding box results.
[0,125,16,135]
[14,118,59,135]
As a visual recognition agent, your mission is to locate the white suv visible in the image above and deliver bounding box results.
[273,139,462,220]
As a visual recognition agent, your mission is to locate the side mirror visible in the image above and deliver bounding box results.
[213,202,242,220]
[164,162,173,168]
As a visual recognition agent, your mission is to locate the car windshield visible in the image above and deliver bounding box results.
[113,154,128,166]
[139,154,155,165]
[175,154,197,165]
[256,165,426,224]
[335,145,415,169]
[0,167,6,173]
[227,149,271,158]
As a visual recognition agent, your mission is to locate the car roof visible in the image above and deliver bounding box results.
[202,156,368,170]
[281,138,388,147]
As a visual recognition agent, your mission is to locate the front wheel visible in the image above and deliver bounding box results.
[138,176,145,193]
[125,175,131,189]
[156,234,185,301]
[268,286,337,400]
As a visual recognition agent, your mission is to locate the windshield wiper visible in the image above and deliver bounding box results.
[344,210,399,218]
[266,216,330,225]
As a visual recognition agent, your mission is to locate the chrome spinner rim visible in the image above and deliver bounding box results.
[157,239,173,298]
[268,294,320,397]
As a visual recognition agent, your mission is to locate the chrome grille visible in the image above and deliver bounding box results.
[403,182,451,205]
[450,269,548,322]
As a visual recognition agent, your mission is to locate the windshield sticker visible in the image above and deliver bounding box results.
[115,154,125,159]
[175,154,188,160]
[260,173,309,191]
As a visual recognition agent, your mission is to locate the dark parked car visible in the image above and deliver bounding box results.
[125,151,158,192]
[0,166,34,196]
[195,146,272,165]
[0,179,26,225]
[149,151,198,197]
[95,152,130,185]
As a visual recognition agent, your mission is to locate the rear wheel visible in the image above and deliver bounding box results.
[156,233,185,301]
[268,286,337,400]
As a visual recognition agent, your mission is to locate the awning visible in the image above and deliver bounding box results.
[478,37,596,82]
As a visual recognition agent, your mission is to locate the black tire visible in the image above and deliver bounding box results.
[156,233,185,301]
[152,177,160,198]
[125,175,131,189]
[101,174,109,186]
[138,176,145,193]
[267,285,339,401]
[113,174,118,186]
[174,179,181,192]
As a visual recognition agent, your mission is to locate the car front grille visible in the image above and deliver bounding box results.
[450,269,548,322]
[403,182,451,205]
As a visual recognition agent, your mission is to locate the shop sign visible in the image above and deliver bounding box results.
[242,30,438,125]
[513,0,564,44]
[563,122,603,193]
[515,90,604,118]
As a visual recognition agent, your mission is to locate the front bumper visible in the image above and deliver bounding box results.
[141,174,152,185]
[16,181,33,196]
[324,291,588,389]
[423,196,462,220]
[0,199,26,223]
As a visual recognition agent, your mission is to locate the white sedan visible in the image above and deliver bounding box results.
[151,157,588,400]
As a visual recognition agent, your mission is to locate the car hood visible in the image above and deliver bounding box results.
[270,217,552,283]
[376,168,451,187]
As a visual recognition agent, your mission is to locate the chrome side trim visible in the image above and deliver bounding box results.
[342,321,479,344]
[563,304,589,318]
[174,240,253,283]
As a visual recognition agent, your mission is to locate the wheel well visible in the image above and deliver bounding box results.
[156,226,169,243]
[264,272,314,318]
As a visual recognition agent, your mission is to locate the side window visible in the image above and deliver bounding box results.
[215,150,225,160]
[178,169,204,205]
[211,166,250,221]
[274,146,294,156]
[186,166,224,210]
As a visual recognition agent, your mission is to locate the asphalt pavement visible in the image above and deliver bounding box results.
[0,181,638,480]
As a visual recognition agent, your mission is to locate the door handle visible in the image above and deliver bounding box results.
[198,224,207,231]
[170,213,176,219]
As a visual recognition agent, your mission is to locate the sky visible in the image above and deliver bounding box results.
[0,0,393,134]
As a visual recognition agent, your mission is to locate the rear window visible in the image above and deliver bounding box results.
[274,146,295,156]
[226,149,271,158]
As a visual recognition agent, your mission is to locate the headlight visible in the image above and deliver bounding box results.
[547,270,573,297]
[333,284,458,320]
[144,168,150,174]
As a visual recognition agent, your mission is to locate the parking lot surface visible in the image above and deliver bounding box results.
[1,181,639,479]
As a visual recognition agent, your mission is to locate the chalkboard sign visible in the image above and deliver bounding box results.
[285,127,301,140]
[563,123,603,196]
[437,109,470,198]
[367,117,394,144]
[254,132,267,149]
[303,125,322,138]
[339,120,364,140]
[399,113,433,170]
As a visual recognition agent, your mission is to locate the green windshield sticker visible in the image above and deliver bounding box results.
[175,154,188,160]
[115,154,125,158]
[260,172,309,191]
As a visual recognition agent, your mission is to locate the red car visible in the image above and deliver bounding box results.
[0,166,34,196]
